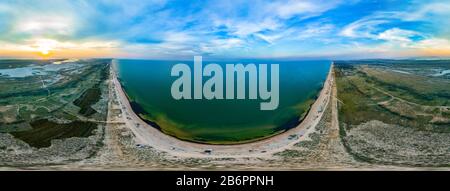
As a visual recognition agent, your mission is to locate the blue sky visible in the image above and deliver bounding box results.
[0,0,450,59]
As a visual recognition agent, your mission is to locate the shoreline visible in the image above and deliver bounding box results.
[115,64,324,145]
[111,60,334,158]
[127,97,312,146]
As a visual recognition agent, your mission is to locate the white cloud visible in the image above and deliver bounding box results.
[14,16,75,36]
[210,38,244,49]
[377,28,420,42]
[401,2,450,21]
[29,38,119,50]
[200,38,245,53]
[0,38,120,56]
[271,1,318,19]
[296,23,334,39]
[412,38,450,50]
[268,0,342,20]
[217,18,281,37]
[333,36,450,59]
[340,16,389,38]
[2,0,448,59]
[163,31,196,43]
[254,33,285,44]
[206,0,342,47]
[341,1,450,39]
[255,22,334,45]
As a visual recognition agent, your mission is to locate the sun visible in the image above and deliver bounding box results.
[38,48,52,58]
[37,44,51,56]
[40,49,50,56]
[34,39,56,57]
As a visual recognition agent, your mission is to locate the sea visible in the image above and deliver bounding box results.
[115,59,331,144]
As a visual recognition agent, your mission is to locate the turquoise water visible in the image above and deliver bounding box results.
[116,59,330,144]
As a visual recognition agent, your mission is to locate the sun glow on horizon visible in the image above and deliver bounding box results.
[34,39,55,58]
[0,37,122,59]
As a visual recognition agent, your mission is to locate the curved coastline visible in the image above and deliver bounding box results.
[125,93,318,146]
[111,59,334,157]
[117,72,288,145]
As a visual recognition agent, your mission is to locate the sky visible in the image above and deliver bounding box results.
[0,0,450,59]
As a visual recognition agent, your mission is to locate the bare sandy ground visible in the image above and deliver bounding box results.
[110,60,335,158]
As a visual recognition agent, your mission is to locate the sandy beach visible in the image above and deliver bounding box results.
[110,60,334,158]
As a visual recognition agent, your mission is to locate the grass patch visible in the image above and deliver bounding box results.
[11,119,97,148]
[335,62,450,132]
[72,62,109,117]
[73,87,101,116]
[274,149,307,158]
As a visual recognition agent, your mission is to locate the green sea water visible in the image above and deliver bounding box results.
[116,59,331,144]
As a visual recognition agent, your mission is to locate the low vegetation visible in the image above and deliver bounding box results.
[0,59,110,166]
[73,86,101,116]
[335,60,450,166]
[11,119,97,148]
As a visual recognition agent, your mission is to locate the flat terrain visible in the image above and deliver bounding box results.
[1,59,449,170]
[0,59,110,166]
[335,60,450,167]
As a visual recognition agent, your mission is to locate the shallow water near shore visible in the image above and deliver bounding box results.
[116,59,330,144]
